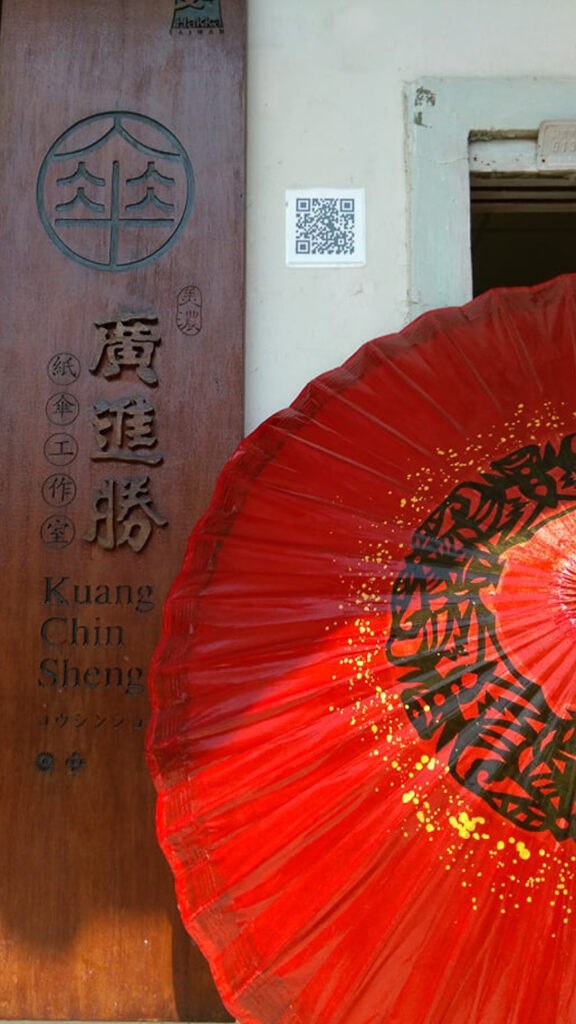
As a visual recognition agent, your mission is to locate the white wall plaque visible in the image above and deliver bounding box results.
[285,188,366,267]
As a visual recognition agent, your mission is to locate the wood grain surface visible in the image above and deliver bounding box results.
[0,0,244,1018]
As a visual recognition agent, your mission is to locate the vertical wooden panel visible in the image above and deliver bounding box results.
[0,0,244,1018]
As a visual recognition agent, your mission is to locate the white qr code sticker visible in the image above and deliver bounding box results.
[285,188,366,267]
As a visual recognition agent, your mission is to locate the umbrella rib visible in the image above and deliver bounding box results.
[558,274,576,383]
[305,375,443,460]
[367,339,469,435]
[478,289,544,395]
[264,419,431,480]
[430,317,507,419]
[224,460,414,502]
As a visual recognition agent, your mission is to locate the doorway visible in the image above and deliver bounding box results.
[470,172,576,295]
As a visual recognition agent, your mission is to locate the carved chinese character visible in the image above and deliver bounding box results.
[91,395,163,465]
[42,473,77,507]
[40,514,75,549]
[90,316,160,385]
[83,475,168,552]
[47,352,81,386]
[45,392,79,426]
[44,432,78,467]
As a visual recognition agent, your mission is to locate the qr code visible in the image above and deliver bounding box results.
[286,189,365,266]
[295,197,356,256]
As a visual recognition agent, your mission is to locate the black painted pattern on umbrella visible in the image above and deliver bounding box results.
[388,434,576,842]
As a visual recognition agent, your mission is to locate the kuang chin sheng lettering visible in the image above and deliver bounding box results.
[39,575,155,696]
[43,575,155,613]
[38,658,145,696]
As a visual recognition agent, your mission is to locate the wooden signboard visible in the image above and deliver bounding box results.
[0,0,244,1019]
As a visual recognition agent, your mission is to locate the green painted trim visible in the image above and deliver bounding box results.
[406,77,576,316]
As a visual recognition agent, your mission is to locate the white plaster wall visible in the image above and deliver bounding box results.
[244,0,576,432]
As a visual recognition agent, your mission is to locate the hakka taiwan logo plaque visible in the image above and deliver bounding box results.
[37,112,195,271]
[171,0,224,33]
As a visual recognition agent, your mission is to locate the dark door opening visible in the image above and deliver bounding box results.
[470,173,576,296]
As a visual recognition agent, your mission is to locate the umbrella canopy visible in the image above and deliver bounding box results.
[146,275,576,1024]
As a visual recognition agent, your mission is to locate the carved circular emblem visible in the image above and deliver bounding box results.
[388,434,576,843]
[35,752,55,773]
[37,112,195,271]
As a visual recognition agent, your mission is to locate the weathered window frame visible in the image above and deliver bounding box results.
[406,77,576,316]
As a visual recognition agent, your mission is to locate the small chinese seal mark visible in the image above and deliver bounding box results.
[40,514,75,549]
[44,432,78,467]
[47,352,81,386]
[65,751,86,774]
[41,473,77,508]
[37,111,194,272]
[36,752,55,773]
[176,285,202,335]
[46,392,80,426]
[171,0,224,33]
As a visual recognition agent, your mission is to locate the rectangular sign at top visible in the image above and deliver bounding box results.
[171,0,224,34]
[538,120,576,168]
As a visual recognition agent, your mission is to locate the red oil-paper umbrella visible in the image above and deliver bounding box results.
[146,275,576,1024]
